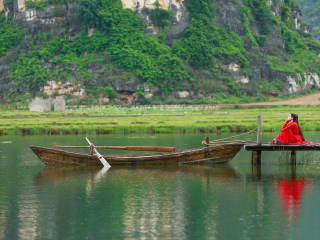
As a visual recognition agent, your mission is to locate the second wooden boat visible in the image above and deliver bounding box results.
[30,143,244,166]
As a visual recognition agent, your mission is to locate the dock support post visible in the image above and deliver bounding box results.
[205,137,209,148]
[252,115,262,165]
[291,165,297,178]
[291,150,296,165]
[252,151,261,165]
[252,164,261,179]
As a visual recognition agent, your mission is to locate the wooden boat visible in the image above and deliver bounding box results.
[30,143,244,166]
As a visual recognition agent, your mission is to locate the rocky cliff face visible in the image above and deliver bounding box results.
[122,0,190,45]
[0,0,189,104]
[297,0,320,41]
[0,0,319,104]
[214,0,318,93]
[3,0,80,37]
[1,0,189,39]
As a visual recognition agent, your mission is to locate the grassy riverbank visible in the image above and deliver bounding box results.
[1,105,320,135]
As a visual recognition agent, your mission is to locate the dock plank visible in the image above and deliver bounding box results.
[245,144,320,151]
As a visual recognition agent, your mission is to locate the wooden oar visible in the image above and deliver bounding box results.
[54,144,175,152]
[84,137,111,168]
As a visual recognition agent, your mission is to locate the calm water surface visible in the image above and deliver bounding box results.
[1,132,320,239]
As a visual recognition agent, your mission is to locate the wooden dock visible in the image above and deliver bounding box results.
[244,115,319,165]
[245,144,320,165]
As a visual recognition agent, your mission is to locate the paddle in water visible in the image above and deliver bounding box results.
[84,137,111,168]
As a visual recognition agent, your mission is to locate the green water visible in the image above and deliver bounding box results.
[1,132,320,239]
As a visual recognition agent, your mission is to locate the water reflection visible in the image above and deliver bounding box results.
[34,164,240,184]
[4,131,320,239]
[29,164,240,239]
[86,167,110,195]
[33,165,102,184]
[278,177,313,227]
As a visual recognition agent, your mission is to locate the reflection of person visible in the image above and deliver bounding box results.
[278,177,313,226]
[270,113,314,145]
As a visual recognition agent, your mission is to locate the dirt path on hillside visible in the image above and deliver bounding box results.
[246,93,320,106]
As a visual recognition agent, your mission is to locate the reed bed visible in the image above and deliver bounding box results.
[1,105,320,135]
[274,151,320,166]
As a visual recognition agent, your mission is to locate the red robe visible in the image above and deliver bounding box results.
[270,120,314,145]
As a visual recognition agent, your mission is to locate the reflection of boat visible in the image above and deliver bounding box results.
[33,165,101,183]
[33,164,240,184]
[30,143,244,166]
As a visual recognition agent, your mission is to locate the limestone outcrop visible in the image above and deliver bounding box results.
[0,0,319,104]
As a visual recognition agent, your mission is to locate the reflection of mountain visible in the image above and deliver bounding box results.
[277,177,314,227]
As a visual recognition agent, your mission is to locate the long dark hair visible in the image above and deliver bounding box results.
[290,113,305,141]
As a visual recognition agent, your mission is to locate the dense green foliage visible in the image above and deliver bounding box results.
[266,1,320,80]
[280,2,292,21]
[86,85,118,99]
[25,0,76,10]
[241,0,278,48]
[2,0,250,99]
[238,0,320,83]
[239,6,258,47]
[96,0,192,92]
[10,55,47,90]
[149,6,172,29]
[0,12,28,56]
[173,0,249,69]
[243,0,275,35]
[6,30,109,92]
[25,0,48,10]
[76,0,103,28]
[1,0,320,103]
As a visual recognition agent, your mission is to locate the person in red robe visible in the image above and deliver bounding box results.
[270,113,314,145]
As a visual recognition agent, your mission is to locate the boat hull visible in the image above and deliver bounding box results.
[30,144,244,166]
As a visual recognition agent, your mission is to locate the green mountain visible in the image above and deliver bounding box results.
[0,0,320,105]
